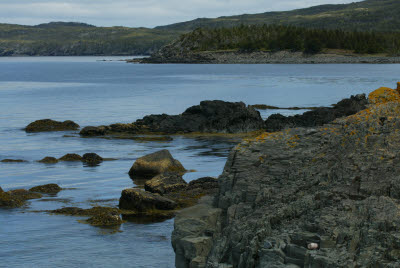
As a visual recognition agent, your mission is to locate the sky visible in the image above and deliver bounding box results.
[0,0,359,28]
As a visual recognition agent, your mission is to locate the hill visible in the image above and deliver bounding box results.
[156,0,400,32]
[0,22,183,56]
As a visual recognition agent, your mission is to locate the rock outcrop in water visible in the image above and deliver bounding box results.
[25,119,79,132]
[80,100,265,137]
[264,94,368,132]
[129,150,186,180]
[172,83,400,267]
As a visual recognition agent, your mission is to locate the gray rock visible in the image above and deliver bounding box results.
[118,188,177,211]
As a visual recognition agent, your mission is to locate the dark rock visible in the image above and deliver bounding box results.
[129,150,186,180]
[50,206,123,226]
[79,126,107,136]
[0,192,25,208]
[1,159,27,163]
[265,94,368,132]
[87,213,123,226]
[0,187,3,193]
[134,100,265,134]
[38,157,59,164]
[8,189,43,200]
[145,173,187,195]
[59,154,82,161]
[29,184,62,194]
[172,84,400,267]
[187,177,218,191]
[119,188,177,211]
[82,153,103,165]
[25,119,79,132]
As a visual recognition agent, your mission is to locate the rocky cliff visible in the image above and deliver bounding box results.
[172,83,400,267]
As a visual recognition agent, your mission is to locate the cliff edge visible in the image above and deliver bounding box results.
[173,83,400,267]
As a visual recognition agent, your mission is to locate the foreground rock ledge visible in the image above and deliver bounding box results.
[172,83,400,267]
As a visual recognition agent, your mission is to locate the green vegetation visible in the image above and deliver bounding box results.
[156,0,400,33]
[0,22,182,56]
[172,25,400,55]
[1,0,400,56]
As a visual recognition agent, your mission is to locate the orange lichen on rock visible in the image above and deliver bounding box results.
[368,86,400,104]
[397,82,400,94]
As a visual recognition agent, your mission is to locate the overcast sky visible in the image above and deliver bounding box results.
[0,0,358,28]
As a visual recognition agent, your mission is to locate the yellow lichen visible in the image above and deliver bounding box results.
[368,87,400,104]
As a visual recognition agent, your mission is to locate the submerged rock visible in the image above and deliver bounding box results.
[79,126,108,136]
[1,159,27,163]
[119,188,177,211]
[38,156,59,164]
[50,206,123,226]
[29,184,62,194]
[8,189,43,200]
[145,173,187,195]
[129,150,186,180]
[82,153,103,165]
[265,94,368,132]
[25,119,79,132]
[0,192,25,208]
[172,83,400,267]
[87,213,123,226]
[59,154,82,161]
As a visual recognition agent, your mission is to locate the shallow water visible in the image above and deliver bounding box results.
[1,57,399,267]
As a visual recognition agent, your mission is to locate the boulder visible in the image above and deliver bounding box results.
[1,159,27,163]
[145,173,187,195]
[82,153,103,165]
[119,188,177,211]
[25,119,79,132]
[0,192,25,208]
[265,94,368,132]
[29,184,62,194]
[79,126,107,136]
[38,157,59,164]
[129,150,186,180]
[59,154,82,161]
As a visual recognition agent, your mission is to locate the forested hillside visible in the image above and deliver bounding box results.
[169,24,400,55]
[0,22,182,56]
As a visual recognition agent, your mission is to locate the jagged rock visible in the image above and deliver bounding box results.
[25,119,79,132]
[38,157,59,164]
[145,173,187,195]
[80,100,265,137]
[59,154,82,161]
[82,153,103,165]
[129,150,186,180]
[29,184,62,194]
[265,94,368,132]
[134,100,264,134]
[1,159,27,163]
[119,188,177,211]
[173,84,400,267]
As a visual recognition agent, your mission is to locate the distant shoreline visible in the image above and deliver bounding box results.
[134,50,400,64]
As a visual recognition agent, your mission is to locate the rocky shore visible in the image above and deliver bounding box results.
[136,50,400,64]
[172,83,400,267]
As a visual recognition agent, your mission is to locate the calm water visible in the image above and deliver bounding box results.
[0,56,399,268]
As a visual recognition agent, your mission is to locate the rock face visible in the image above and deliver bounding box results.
[265,94,368,132]
[79,101,265,136]
[119,188,177,211]
[29,184,62,194]
[129,150,186,180]
[145,173,187,195]
[25,119,79,132]
[173,84,400,267]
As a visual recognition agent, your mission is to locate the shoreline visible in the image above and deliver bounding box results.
[136,50,400,64]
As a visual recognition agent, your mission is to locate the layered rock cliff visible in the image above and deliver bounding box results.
[173,83,400,267]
